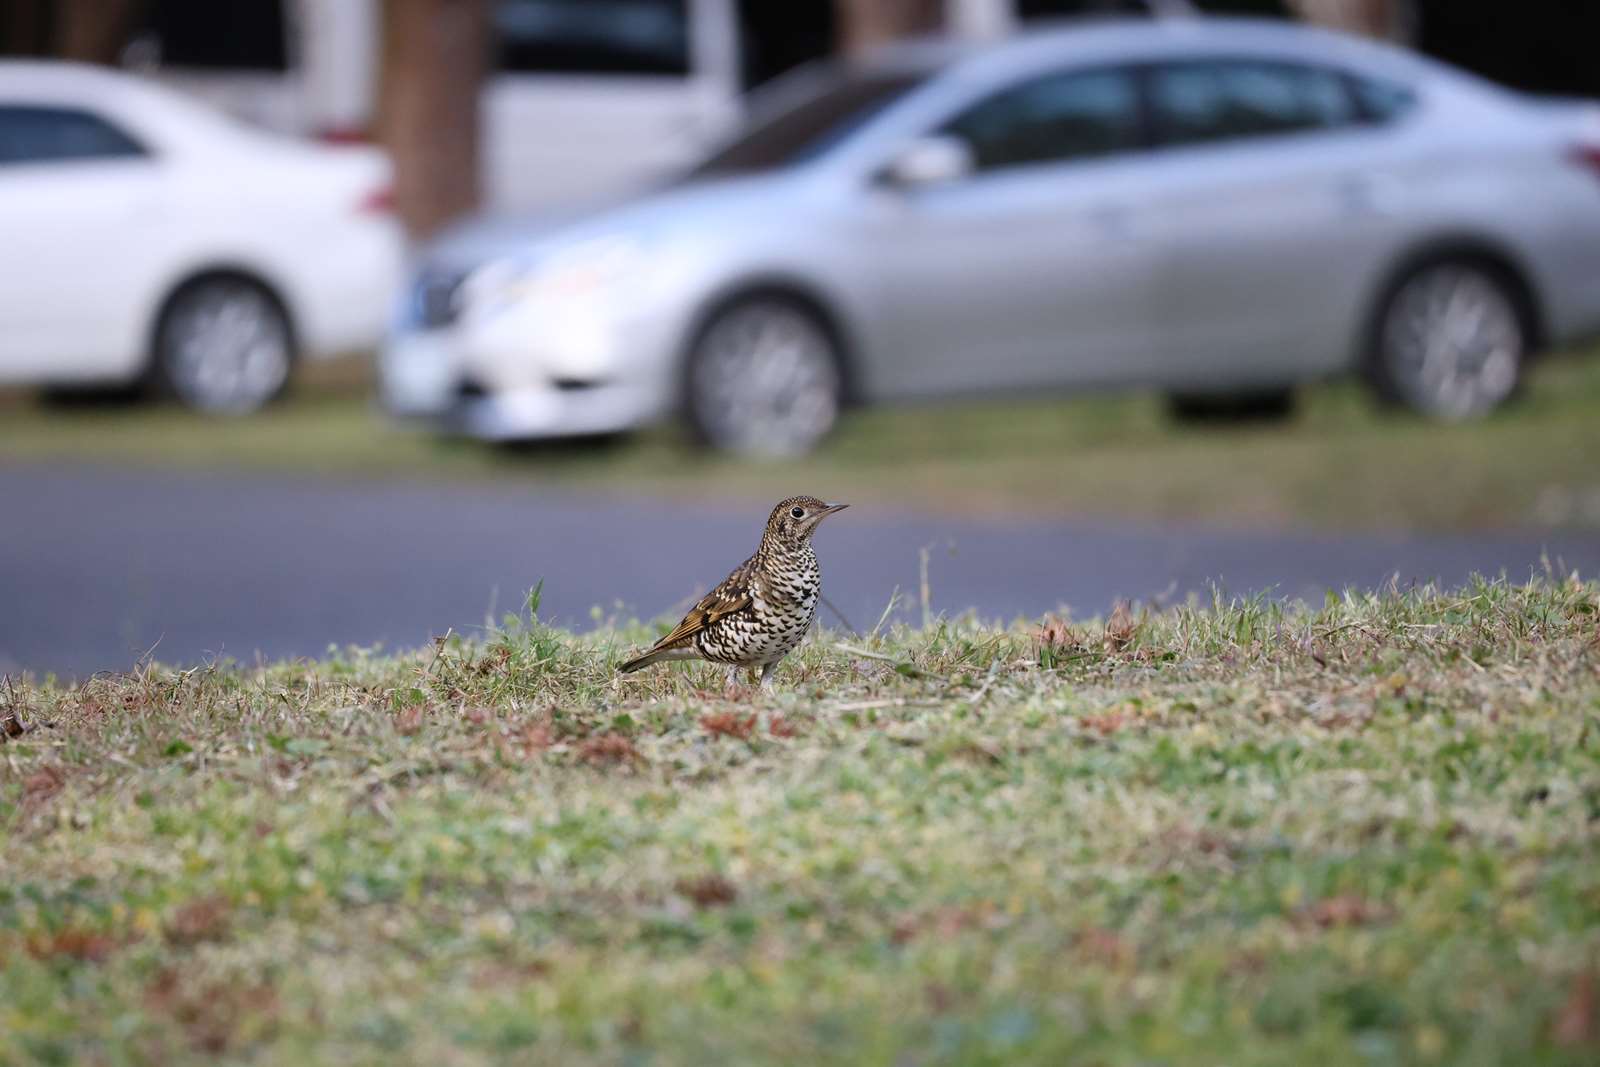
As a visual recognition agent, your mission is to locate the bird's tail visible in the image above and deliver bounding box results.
[618,649,664,673]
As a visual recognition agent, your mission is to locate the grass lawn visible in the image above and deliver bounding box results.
[3,348,1600,532]
[3,578,1599,1064]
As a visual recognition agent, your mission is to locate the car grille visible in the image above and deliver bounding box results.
[412,267,467,329]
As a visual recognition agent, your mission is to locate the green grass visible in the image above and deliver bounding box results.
[4,348,1600,531]
[3,578,1599,1064]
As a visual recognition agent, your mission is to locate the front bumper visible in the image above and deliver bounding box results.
[379,330,667,441]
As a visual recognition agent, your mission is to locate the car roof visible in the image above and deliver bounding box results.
[0,59,251,151]
[869,15,1486,96]
[0,59,146,104]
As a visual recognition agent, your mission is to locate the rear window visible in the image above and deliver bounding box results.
[0,106,147,165]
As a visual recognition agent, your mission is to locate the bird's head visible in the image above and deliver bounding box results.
[765,495,848,547]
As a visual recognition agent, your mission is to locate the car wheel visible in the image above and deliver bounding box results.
[685,296,842,457]
[1367,261,1526,419]
[1166,389,1296,424]
[152,277,293,414]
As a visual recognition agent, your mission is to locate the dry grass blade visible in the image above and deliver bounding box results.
[1104,599,1137,652]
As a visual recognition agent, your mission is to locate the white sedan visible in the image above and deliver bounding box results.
[0,61,402,413]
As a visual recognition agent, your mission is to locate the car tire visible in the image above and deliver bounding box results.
[1365,260,1527,419]
[684,295,843,457]
[1166,389,1296,424]
[150,276,294,414]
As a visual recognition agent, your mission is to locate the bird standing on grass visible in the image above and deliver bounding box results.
[618,496,848,688]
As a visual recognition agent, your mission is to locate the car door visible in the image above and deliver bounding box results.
[0,104,165,382]
[862,65,1162,397]
[1138,58,1410,386]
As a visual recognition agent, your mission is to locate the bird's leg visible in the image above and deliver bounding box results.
[759,663,777,691]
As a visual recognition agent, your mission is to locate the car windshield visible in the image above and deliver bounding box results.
[687,70,931,177]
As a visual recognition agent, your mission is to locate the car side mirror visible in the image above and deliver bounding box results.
[881,135,974,189]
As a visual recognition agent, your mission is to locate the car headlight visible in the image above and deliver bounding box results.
[459,235,646,321]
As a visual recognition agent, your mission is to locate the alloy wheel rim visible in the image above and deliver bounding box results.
[164,284,290,414]
[693,304,840,457]
[1383,266,1521,419]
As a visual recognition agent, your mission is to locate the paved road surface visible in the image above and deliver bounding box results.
[3,464,1596,678]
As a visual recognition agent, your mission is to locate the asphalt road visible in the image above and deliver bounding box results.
[3,463,1597,679]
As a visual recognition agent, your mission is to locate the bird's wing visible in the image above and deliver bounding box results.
[648,557,756,651]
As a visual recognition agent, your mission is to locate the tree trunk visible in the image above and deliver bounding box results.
[53,0,143,63]
[1287,0,1415,43]
[834,0,944,57]
[377,0,489,240]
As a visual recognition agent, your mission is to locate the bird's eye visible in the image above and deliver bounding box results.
[790,506,805,519]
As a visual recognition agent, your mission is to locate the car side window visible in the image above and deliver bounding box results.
[1149,60,1356,148]
[1348,74,1418,124]
[941,67,1141,173]
[0,106,148,166]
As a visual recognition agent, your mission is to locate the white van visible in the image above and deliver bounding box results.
[121,0,772,213]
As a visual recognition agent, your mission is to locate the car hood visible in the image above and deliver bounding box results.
[419,173,804,273]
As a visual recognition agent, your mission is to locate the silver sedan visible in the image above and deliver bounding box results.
[381,16,1600,456]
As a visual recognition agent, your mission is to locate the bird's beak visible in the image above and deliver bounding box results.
[801,503,848,532]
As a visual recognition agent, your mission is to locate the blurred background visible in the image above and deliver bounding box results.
[3,0,1600,677]
[8,1,1596,228]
